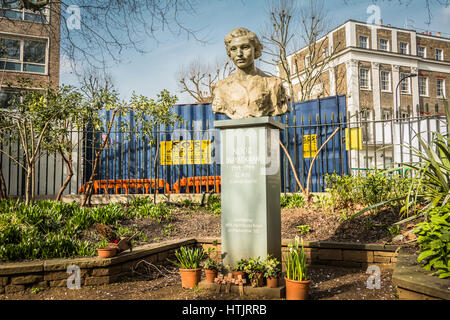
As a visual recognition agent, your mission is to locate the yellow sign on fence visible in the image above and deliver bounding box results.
[160,140,211,165]
[303,134,318,158]
[345,128,363,150]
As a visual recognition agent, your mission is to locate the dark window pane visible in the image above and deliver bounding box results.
[3,8,21,19]
[0,60,21,71]
[23,63,45,73]
[24,12,46,23]
[0,90,14,108]
[0,38,20,60]
[23,40,46,64]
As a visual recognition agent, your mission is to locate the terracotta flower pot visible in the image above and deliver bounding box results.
[204,269,218,283]
[97,247,117,259]
[232,270,246,281]
[284,277,311,300]
[266,276,279,288]
[179,268,202,289]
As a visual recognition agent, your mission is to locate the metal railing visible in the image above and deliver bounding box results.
[0,103,447,198]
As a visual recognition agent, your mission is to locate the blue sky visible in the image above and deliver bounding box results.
[59,0,450,104]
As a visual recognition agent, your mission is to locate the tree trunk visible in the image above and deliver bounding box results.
[80,108,119,207]
[56,154,73,201]
[0,168,7,199]
[25,167,32,204]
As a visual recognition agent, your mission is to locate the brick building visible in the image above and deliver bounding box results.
[286,19,450,117]
[0,1,63,197]
[0,1,60,104]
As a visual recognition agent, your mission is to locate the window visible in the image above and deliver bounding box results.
[419,77,428,96]
[0,0,48,23]
[381,71,391,92]
[0,37,47,74]
[437,79,445,98]
[359,36,368,49]
[304,54,310,67]
[0,90,14,108]
[359,68,370,90]
[417,46,426,58]
[323,47,329,58]
[380,39,389,51]
[400,72,410,94]
[435,49,444,61]
[399,42,409,54]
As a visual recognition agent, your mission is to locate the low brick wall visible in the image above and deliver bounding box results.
[392,250,450,300]
[0,238,401,294]
[0,238,196,294]
[198,238,400,269]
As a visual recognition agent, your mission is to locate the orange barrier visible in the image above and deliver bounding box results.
[78,179,171,195]
[171,176,221,194]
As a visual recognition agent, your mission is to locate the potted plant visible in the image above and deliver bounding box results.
[168,246,206,289]
[284,236,311,300]
[97,240,118,259]
[228,258,248,280]
[203,258,221,283]
[263,255,281,288]
[244,257,265,287]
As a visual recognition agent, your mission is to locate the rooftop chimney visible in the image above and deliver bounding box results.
[379,19,383,25]
[387,24,391,27]
[438,32,441,37]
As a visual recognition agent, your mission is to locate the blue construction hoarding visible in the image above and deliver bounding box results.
[84,95,348,194]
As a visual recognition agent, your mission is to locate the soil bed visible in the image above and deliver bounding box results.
[0,200,418,300]
[104,202,421,247]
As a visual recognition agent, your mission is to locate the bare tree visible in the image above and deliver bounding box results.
[260,0,297,99]
[261,0,343,102]
[1,1,206,72]
[176,56,235,104]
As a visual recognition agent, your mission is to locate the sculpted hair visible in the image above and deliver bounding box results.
[224,28,263,59]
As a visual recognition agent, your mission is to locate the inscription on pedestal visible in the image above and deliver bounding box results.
[215,117,284,268]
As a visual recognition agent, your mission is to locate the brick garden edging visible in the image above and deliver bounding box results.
[392,249,450,300]
[0,238,401,294]
[198,238,401,270]
[0,238,196,294]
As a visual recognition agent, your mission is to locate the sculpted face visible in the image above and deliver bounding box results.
[228,36,255,70]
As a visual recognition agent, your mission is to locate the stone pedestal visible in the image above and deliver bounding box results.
[214,117,284,267]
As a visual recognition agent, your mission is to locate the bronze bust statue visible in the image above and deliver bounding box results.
[212,28,290,119]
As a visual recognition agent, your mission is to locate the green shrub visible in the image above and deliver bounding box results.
[281,194,306,209]
[169,246,206,269]
[206,195,221,215]
[413,204,450,278]
[0,199,141,261]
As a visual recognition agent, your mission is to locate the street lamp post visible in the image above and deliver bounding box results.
[395,73,418,119]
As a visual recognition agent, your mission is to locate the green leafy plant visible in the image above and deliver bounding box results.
[169,246,206,269]
[206,195,221,215]
[338,209,351,221]
[203,258,221,271]
[161,223,176,237]
[243,257,265,286]
[31,287,45,294]
[281,194,306,209]
[387,225,400,237]
[229,258,248,272]
[296,225,312,235]
[311,193,333,214]
[284,236,308,281]
[413,204,450,278]
[263,255,281,278]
